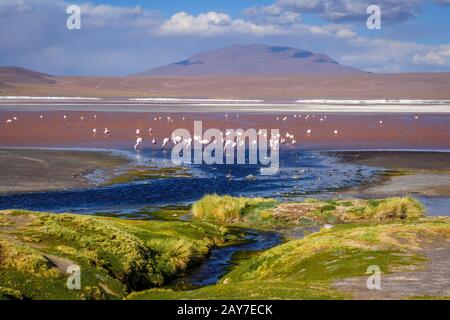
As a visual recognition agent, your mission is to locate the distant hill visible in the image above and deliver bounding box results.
[136,44,363,76]
[0,66,56,84]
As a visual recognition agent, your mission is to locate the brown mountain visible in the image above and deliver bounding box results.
[0,66,56,84]
[136,44,363,76]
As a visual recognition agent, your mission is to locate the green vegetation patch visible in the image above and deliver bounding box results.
[105,166,191,185]
[0,210,227,300]
[192,194,277,224]
[192,195,425,227]
[128,280,348,300]
[130,217,450,300]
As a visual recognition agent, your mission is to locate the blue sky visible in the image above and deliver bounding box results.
[82,0,276,17]
[1,0,450,75]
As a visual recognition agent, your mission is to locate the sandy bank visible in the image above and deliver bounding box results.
[0,148,128,193]
[332,151,450,197]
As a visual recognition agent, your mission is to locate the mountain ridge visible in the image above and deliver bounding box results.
[0,66,56,84]
[136,44,363,76]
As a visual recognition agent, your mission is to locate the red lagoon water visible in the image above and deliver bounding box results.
[0,111,449,151]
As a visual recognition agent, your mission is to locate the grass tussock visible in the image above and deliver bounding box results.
[130,217,450,300]
[223,218,450,283]
[192,194,277,223]
[0,210,227,300]
[268,196,424,226]
[192,195,425,226]
[369,197,425,221]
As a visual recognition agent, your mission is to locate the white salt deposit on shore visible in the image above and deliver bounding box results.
[0,96,101,100]
[295,99,450,105]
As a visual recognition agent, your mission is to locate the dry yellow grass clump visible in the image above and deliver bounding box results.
[0,209,227,300]
[192,194,276,223]
[193,195,425,226]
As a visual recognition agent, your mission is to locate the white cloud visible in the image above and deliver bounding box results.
[158,11,285,36]
[252,0,421,24]
[79,3,159,28]
[413,45,450,66]
[308,24,357,39]
[158,10,358,40]
[336,37,439,72]
[243,4,301,25]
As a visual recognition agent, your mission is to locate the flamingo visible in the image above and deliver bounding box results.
[161,137,170,149]
[334,130,338,135]
[104,128,110,134]
[269,139,279,150]
[6,119,12,123]
[134,137,144,150]
[63,115,67,120]
[13,117,17,121]
[414,115,419,120]
[80,116,84,121]
[148,128,152,133]
[379,120,383,125]
[184,138,192,147]
[152,137,156,144]
[92,129,97,134]
[306,129,312,135]
[223,140,234,151]
[39,115,44,120]
[136,129,141,135]
[94,115,97,119]
[173,135,183,144]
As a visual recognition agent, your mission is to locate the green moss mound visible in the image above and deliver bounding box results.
[0,210,227,300]
[192,195,425,226]
[130,218,450,300]
[192,194,277,223]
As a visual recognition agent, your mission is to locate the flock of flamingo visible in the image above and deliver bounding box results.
[2,113,420,151]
